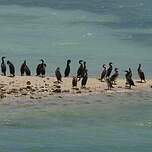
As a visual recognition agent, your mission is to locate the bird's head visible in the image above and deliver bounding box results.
[40,59,44,63]
[115,68,118,71]
[67,59,71,64]
[109,62,113,66]
[2,56,6,60]
[56,67,60,71]
[7,60,10,64]
[103,64,106,68]
[79,60,83,64]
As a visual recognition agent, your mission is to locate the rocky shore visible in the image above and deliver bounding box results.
[0,76,151,101]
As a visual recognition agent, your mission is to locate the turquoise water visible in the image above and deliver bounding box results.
[0,1,151,76]
[0,1,152,151]
[0,92,152,152]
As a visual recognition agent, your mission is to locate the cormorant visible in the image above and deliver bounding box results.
[125,70,135,89]
[25,64,31,76]
[1,57,6,76]
[81,69,88,88]
[41,63,46,77]
[20,60,26,76]
[64,59,71,77]
[110,68,119,84]
[20,60,31,76]
[72,76,77,88]
[7,60,15,77]
[138,64,146,83]
[105,77,114,90]
[106,62,113,77]
[36,59,46,77]
[77,60,84,80]
[125,68,132,85]
[55,67,62,83]
[36,64,41,76]
[82,61,87,77]
[129,68,132,78]
[100,64,106,82]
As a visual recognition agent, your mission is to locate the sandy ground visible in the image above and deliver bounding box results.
[0,76,151,101]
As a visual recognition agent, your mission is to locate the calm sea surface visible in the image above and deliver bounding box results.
[0,0,152,151]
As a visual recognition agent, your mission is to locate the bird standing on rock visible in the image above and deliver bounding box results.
[36,59,46,77]
[100,64,107,82]
[129,68,132,78]
[1,56,6,76]
[20,60,31,76]
[7,60,15,77]
[72,76,77,88]
[105,77,114,90]
[125,70,135,89]
[110,68,119,85]
[64,59,71,77]
[81,69,88,88]
[82,61,87,77]
[77,60,84,80]
[138,64,146,83]
[106,62,113,77]
[55,67,62,83]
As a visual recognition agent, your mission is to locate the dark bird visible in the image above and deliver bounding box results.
[64,59,71,77]
[77,60,84,80]
[20,60,31,76]
[82,61,87,77]
[138,64,146,83]
[55,67,62,83]
[81,69,88,88]
[110,68,119,85]
[105,77,114,90]
[25,64,31,76]
[129,68,132,78]
[72,76,77,88]
[41,64,46,77]
[106,62,113,77]
[36,59,46,77]
[7,60,15,77]
[125,68,132,85]
[20,61,26,76]
[36,64,41,76]
[1,56,6,76]
[125,70,135,89]
[100,64,107,82]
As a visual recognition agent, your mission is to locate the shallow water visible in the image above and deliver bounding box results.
[0,0,152,151]
[0,92,152,152]
[0,1,151,76]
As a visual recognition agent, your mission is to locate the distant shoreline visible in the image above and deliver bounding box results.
[0,76,151,101]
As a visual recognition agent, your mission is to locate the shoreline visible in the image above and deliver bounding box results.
[0,75,151,102]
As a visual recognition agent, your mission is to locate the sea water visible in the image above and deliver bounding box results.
[0,0,152,76]
[0,92,152,152]
[0,0,152,151]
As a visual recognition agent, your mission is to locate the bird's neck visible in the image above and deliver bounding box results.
[138,65,141,70]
